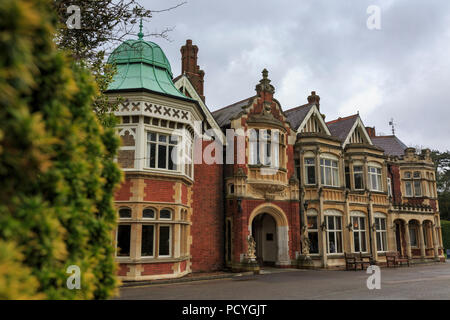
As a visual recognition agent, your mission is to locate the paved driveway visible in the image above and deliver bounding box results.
[116,262,450,300]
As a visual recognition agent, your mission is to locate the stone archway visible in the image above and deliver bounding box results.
[248,203,290,266]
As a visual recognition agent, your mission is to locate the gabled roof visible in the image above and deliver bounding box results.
[284,103,314,130]
[326,114,359,142]
[211,97,255,128]
[371,135,408,157]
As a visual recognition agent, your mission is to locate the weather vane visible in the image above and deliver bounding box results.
[389,118,395,135]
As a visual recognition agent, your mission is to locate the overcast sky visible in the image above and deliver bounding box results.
[138,0,450,151]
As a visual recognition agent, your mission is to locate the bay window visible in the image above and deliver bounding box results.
[249,129,281,168]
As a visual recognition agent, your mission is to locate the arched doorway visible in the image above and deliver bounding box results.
[248,203,290,267]
[252,213,277,266]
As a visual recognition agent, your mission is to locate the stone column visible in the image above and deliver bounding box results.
[315,149,321,188]
[432,223,439,259]
[344,194,352,253]
[319,189,327,268]
[368,199,378,262]
[404,222,412,258]
[419,222,426,259]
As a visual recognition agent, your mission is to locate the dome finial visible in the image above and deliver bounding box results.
[138,18,144,40]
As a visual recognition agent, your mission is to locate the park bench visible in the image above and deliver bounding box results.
[344,252,372,271]
[386,251,410,267]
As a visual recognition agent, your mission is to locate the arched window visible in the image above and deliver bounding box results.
[143,208,155,219]
[160,209,172,220]
[119,207,132,219]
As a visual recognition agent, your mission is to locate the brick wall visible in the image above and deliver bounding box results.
[144,179,175,202]
[115,179,133,201]
[389,164,402,204]
[191,140,224,272]
[141,262,174,276]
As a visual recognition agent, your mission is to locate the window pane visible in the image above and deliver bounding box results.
[325,167,332,185]
[141,225,154,256]
[158,145,167,168]
[143,208,155,219]
[307,166,316,184]
[354,173,363,189]
[117,225,131,256]
[405,182,412,196]
[354,232,360,252]
[168,145,176,170]
[148,132,156,142]
[160,209,172,219]
[307,216,318,229]
[336,232,342,253]
[119,208,131,218]
[414,181,421,196]
[159,226,171,256]
[158,134,167,143]
[361,232,366,252]
[327,216,335,230]
[376,232,382,251]
[148,143,156,168]
[336,217,341,230]
[308,232,319,254]
[328,231,336,253]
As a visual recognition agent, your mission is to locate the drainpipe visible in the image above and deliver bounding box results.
[367,197,375,265]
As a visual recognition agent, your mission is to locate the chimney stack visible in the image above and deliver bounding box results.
[366,126,376,138]
[180,39,205,102]
[307,91,320,110]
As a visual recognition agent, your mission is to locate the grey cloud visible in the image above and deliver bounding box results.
[138,0,450,150]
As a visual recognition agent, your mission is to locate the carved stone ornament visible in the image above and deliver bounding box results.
[251,182,286,199]
[246,235,257,261]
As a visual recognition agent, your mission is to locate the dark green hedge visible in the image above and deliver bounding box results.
[442,220,450,257]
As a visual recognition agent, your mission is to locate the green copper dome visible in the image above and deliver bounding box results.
[106,33,188,99]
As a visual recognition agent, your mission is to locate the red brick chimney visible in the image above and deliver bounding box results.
[366,126,376,137]
[180,40,205,102]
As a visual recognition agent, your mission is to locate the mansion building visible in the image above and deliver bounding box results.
[106,35,445,281]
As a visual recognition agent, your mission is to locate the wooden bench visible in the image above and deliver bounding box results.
[344,252,372,271]
[386,251,410,267]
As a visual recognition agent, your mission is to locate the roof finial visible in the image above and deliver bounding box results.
[138,18,144,40]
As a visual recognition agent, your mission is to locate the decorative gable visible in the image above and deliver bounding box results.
[343,117,373,147]
[297,105,331,135]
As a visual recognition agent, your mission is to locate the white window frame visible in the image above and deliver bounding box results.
[351,214,367,253]
[320,156,339,187]
[304,157,316,185]
[146,131,180,171]
[368,165,382,191]
[159,208,173,220]
[374,214,387,252]
[387,177,392,197]
[325,212,343,254]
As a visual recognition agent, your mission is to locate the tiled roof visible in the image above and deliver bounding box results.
[371,135,407,157]
[326,114,359,142]
[211,96,255,127]
[284,103,314,130]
